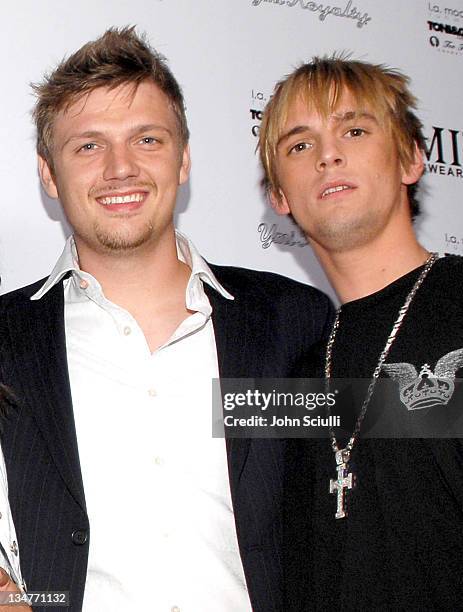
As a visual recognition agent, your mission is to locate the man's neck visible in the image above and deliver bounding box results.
[312,230,429,305]
[74,230,192,352]
[76,231,186,301]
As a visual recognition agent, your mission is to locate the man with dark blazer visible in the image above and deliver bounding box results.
[0,28,332,612]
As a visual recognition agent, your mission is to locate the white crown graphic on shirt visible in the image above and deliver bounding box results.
[382,348,463,411]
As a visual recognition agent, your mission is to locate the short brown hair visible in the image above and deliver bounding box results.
[32,26,189,166]
[259,55,425,217]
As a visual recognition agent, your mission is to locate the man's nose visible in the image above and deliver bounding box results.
[315,138,346,172]
[103,145,140,181]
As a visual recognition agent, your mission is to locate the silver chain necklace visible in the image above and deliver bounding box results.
[325,252,439,519]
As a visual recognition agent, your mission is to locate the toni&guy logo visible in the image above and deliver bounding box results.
[251,0,372,28]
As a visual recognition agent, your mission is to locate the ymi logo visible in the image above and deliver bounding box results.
[258,223,308,249]
[424,126,463,179]
[251,0,372,28]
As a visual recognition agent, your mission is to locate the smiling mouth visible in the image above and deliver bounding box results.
[97,192,147,206]
[321,185,354,199]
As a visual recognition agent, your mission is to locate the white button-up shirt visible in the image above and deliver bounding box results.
[0,447,24,591]
[32,231,251,612]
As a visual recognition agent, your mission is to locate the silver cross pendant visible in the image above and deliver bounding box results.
[329,448,355,519]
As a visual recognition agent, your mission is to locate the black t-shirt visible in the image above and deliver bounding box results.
[285,255,463,611]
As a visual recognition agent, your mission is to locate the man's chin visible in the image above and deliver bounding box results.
[94,228,154,253]
[309,215,383,253]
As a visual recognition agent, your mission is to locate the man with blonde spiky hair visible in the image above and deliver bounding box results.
[0,28,332,612]
[259,56,463,609]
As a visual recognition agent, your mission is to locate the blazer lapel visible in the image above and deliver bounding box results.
[204,285,258,496]
[4,282,86,512]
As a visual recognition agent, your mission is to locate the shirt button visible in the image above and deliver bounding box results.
[154,456,162,466]
[10,541,18,556]
[148,388,157,397]
[79,279,89,290]
[123,326,132,336]
[72,529,88,546]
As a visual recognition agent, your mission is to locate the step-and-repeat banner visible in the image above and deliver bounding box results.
[1,0,462,298]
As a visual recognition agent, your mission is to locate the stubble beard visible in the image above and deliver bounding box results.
[94,219,155,253]
[308,208,387,254]
[90,180,161,252]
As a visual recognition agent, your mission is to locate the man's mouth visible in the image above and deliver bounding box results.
[97,192,147,206]
[95,191,148,211]
[319,182,356,200]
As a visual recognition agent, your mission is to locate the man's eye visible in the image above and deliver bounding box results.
[79,143,98,152]
[289,142,311,154]
[345,128,366,138]
[139,137,157,145]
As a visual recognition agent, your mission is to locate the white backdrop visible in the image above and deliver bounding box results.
[1,0,462,299]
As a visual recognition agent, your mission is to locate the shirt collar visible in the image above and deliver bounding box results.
[31,230,234,304]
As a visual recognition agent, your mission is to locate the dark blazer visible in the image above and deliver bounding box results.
[0,264,332,612]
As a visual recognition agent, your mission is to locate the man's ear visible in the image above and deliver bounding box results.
[269,188,291,216]
[402,142,424,186]
[179,144,191,185]
[38,155,59,199]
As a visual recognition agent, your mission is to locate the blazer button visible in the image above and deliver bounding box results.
[71,529,88,546]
